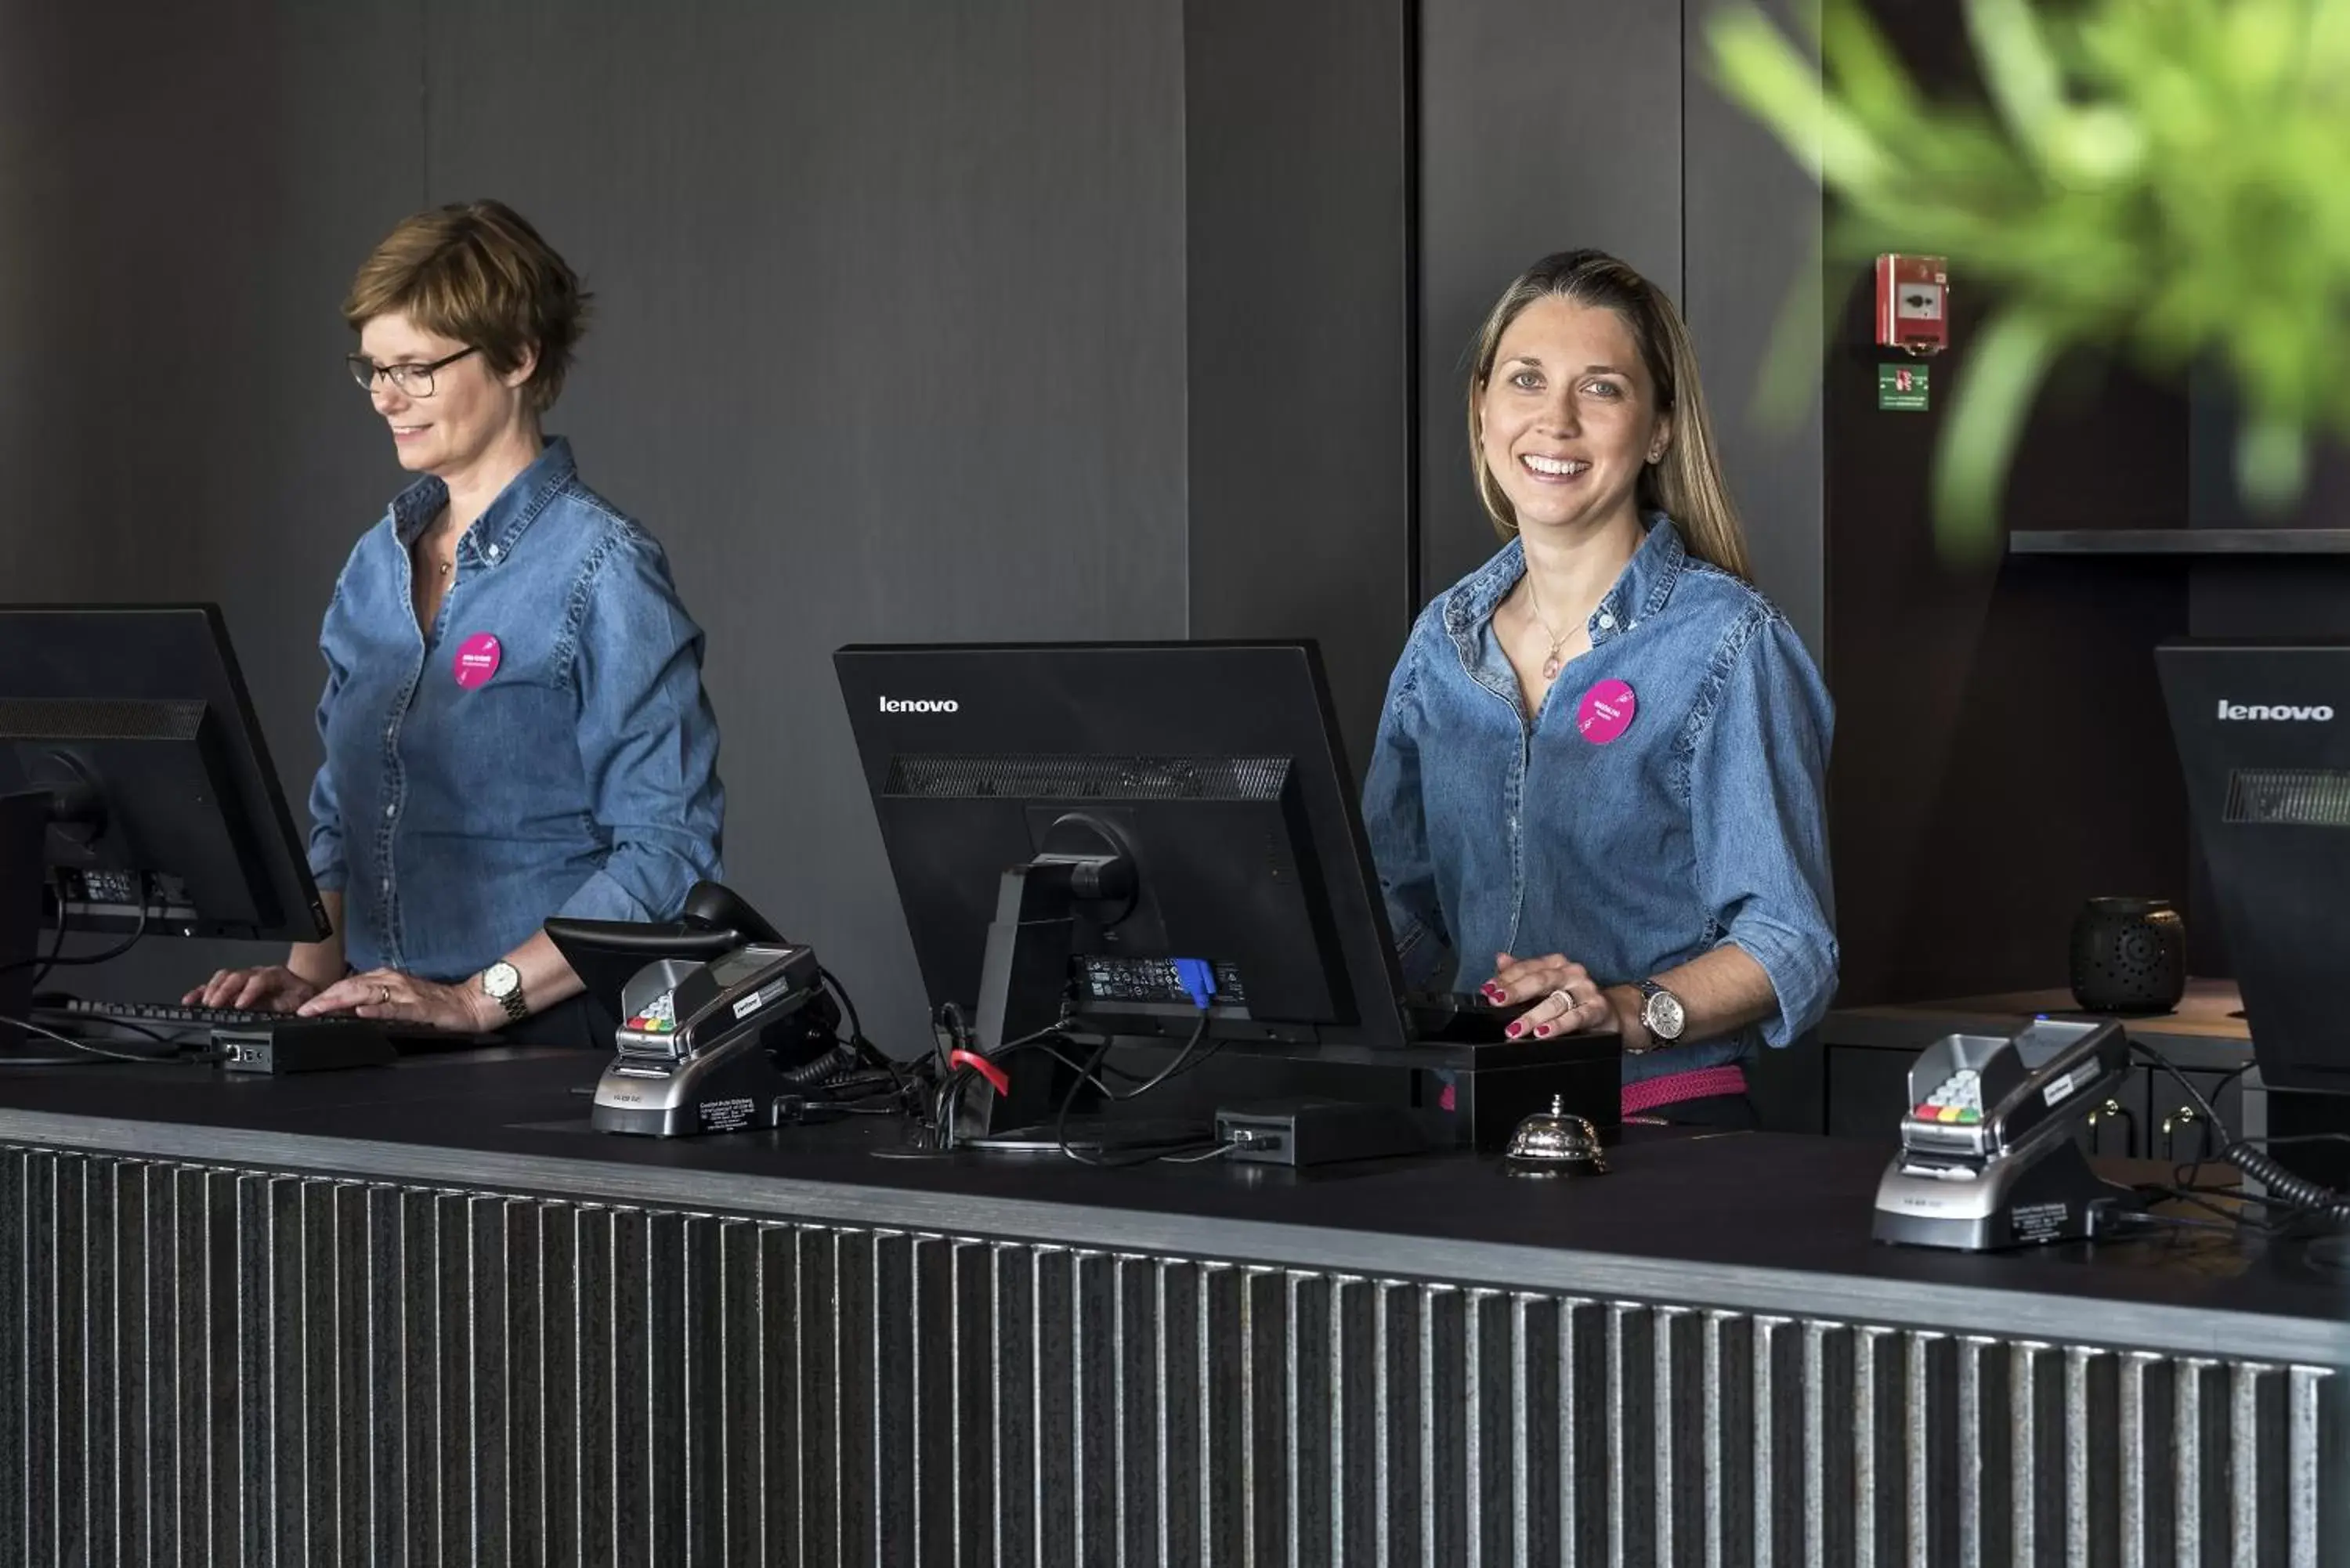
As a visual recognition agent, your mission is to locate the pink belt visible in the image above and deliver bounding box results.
[1621,1064,1748,1117]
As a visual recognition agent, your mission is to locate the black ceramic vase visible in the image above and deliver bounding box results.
[2068,897,2187,1013]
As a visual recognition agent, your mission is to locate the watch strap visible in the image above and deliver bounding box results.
[481,962,527,1026]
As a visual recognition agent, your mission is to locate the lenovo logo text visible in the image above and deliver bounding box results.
[2216,699,2334,722]
[880,697,960,714]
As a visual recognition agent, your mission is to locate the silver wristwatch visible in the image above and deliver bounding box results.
[480,960,526,1025]
[1634,979,1686,1050]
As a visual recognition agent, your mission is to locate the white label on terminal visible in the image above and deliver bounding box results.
[732,990,767,1022]
[2042,1069,2078,1109]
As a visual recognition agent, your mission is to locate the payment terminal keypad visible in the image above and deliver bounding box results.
[1913,1067,1984,1125]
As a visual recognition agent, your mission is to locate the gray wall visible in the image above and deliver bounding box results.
[4,1,1189,1051]
[8,0,1822,1053]
[1417,0,1684,602]
[1184,0,1414,774]
[1685,0,1826,656]
[1416,0,1824,656]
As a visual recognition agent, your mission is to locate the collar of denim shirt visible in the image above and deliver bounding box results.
[388,434,580,573]
[1441,510,1691,661]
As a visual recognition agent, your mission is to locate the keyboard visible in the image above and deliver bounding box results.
[54,999,295,1032]
[36,999,501,1052]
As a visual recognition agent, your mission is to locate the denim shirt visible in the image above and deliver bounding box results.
[306,437,725,981]
[1361,516,1836,1082]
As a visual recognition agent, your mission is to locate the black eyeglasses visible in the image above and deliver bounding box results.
[346,345,479,397]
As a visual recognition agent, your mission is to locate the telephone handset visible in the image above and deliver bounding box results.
[678,881,783,945]
[1873,1017,2142,1251]
[544,878,785,1016]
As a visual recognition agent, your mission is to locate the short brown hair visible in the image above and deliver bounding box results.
[1466,249,1752,580]
[342,200,591,411]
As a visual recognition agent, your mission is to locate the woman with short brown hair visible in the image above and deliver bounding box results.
[189,201,725,1044]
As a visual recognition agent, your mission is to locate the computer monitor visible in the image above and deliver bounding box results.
[2157,640,2350,1092]
[0,605,329,1044]
[833,641,1412,1063]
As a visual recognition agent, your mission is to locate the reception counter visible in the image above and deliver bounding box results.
[0,1047,2341,1566]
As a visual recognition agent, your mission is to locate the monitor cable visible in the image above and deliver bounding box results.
[0,1010,202,1068]
[2124,1040,2350,1237]
[1,874,157,983]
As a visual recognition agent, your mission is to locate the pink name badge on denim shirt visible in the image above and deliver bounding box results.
[452,633,502,690]
[1575,678,1636,744]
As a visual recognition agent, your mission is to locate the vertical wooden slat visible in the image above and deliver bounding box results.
[0,1143,2336,1567]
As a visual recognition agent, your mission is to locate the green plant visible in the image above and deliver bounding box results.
[1708,0,2350,559]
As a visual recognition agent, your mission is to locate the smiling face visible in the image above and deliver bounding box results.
[1474,294,1669,540]
[356,311,537,479]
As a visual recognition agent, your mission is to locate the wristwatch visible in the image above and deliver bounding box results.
[1633,979,1687,1050]
[480,960,527,1026]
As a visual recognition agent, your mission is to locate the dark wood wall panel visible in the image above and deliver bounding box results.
[1182,0,1415,775]
[1415,0,1686,602]
[1823,6,2194,1004]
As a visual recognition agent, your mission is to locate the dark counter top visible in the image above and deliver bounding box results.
[0,1047,2342,1364]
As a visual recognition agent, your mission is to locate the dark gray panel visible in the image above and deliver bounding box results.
[1181,0,1414,778]
[415,0,1188,1054]
[0,0,423,997]
[1417,0,1685,602]
[1,1145,2336,1565]
[1683,0,1826,657]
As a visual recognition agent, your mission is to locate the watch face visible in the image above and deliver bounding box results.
[483,961,521,999]
[1645,988,1687,1040]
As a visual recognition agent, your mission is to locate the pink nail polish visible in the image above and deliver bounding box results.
[1534,1024,1553,1038]
[1505,1021,1524,1039]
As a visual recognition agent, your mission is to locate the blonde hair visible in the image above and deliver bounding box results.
[342,200,591,412]
[1466,249,1751,580]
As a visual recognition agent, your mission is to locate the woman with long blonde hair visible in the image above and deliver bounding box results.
[1362,249,1836,1125]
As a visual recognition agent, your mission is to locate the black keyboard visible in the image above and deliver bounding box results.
[38,999,501,1051]
[55,999,301,1031]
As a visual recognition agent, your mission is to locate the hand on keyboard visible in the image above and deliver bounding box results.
[184,964,319,1014]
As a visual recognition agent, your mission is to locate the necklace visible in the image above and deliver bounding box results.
[1522,576,1571,682]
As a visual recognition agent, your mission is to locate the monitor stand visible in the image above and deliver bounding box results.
[960,816,1135,1140]
[0,791,49,1053]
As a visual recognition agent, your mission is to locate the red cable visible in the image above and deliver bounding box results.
[947,1049,1010,1097]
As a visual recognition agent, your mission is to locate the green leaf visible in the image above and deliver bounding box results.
[2236,414,2311,513]
[1748,230,1838,435]
[1967,0,2065,150]
[1708,6,1893,190]
[1815,0,1918,125]
[1931,309,2063,563]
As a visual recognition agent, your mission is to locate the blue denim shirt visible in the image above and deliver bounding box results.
[1362,516,1836,1082]
[306,437,725,981]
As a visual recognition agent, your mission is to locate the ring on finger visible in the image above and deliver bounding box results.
[1549,986,1573,1010]
[375,981,391,1006]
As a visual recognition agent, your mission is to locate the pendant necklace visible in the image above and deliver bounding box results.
[1524,576,1571,682]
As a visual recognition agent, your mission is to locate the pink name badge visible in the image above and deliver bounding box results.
[452,633,502,690]
[1575,678,1636,744]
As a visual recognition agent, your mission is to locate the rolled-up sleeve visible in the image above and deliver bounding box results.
[1361,631,1451,989]
[304,583,352,894]
[556,529,725,922]
[1687,613,1838,1046]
